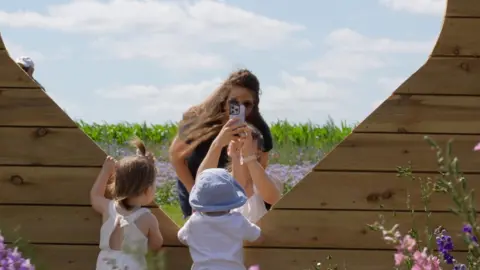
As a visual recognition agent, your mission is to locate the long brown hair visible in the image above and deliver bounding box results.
[108,138,157,210]
[178,69,263,153]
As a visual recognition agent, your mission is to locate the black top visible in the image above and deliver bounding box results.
[176,117,273,217]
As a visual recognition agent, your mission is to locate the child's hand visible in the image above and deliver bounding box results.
[102,156,116,175]
[227,139,242,159]
[241,128,256,157]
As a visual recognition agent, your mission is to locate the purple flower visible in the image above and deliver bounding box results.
[434,228,455,264]
[0,232,35,270]
[454,264,467,270]
[463,224,478,244]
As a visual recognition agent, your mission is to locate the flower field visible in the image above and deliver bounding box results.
[79,118,354,224]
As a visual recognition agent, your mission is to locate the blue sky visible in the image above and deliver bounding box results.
[0,0,445,125]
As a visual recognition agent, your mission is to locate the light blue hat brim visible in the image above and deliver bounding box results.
[190,190,247,212]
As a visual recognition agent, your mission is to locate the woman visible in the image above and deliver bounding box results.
[197,122,282,222]
[169,69,274,219]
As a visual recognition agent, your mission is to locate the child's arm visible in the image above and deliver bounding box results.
[241,217,263,244]
[177,219,191,245]
[90,156,116,215]
[245,160,281,204]
[147,213,164,252]
[229,141,253,197]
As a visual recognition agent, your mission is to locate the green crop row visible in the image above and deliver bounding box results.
[76,116,355,149]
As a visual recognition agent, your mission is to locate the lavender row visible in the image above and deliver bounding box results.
[155,161,315,187]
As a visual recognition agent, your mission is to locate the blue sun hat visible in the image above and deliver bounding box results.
[189,168,247,212]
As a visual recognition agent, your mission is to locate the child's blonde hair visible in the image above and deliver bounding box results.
[108,138,157,210]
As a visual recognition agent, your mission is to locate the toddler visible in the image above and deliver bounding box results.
[178,168,262,270]
[90,139,164,270]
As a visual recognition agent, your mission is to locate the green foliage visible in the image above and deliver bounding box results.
[76,117,355,148]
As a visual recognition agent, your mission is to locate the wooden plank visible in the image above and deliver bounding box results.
[447,0,480,17]
[356,95,480,134]
[0,205,468,250]
[0,127,106,166]
[394,58,480,95]
[0,205,182,246]
[0,166,100,205]
[274,171,480,211]
[0,166,175,208]
[0,51,38,88]
[27,245,466,270]
[254,210,466,250]
[314,133,480,172]
[0,34,5,50]
[29,245,191,270]
[433,18,480,56]
[0,88,76,127]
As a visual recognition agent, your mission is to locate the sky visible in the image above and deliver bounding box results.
[0,0,446,125]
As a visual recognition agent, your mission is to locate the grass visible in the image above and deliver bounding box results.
[160,203,185,226]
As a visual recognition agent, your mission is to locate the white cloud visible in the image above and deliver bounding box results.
[260,72,350,122]
[326,28,434,54]
[377,76,406,93]
[0,0,306,69]
[302,28,433,81]
[96,77,223,116]
[379,0,446,15]
[302,50,385,80]
[95,71,356,124]
[46,91,84,120]
[2,39,45,62]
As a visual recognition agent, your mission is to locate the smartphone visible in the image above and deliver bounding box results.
[229,99,245,123]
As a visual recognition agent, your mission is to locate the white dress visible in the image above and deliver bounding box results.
[232,186,268,223]
[233,177,283,223]
[96,200,151,270]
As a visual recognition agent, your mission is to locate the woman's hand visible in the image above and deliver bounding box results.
[215,118,247,147]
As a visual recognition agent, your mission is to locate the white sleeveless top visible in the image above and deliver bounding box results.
[233,177,283,223]
[96,200,151,270]
[232,186,267,223]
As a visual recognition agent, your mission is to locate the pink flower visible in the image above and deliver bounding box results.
[394,252,406,266]
[401,235,417,252]
[412,248,441,270]
[248,265,260,270]
[475,142,480,152]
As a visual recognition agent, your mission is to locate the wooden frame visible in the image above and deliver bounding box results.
[1,1,479,268]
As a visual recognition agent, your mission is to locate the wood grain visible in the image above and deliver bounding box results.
[394,58,480,95]
[0,205,468,250]
[434,18,480,56]
[0,51,38,88]
[274,171,480,211]
[0,205,182,246]
[0,88,76,127]
[0,127,106,166]
[0,166,100,205]
[356,94,480,134]
[0,34,5,50]
[0,166,177,209]
[23,245,418,270]
[254,210,466,250]
[314,133,480,172]
[447,0,480,18]
[28,245,192,270]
